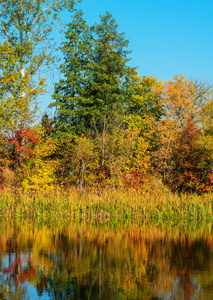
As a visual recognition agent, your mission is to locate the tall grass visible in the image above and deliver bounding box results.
[0,183,212,224]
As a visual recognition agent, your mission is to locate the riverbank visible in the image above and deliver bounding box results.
[0,185,212,223]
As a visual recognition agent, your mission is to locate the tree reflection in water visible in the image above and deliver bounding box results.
[0,222,212,299]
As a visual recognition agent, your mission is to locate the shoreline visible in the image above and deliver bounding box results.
[0,187,212,224]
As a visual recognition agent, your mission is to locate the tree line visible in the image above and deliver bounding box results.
[0,1,213,193]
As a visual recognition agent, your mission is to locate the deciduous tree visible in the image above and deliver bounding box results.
[151,75,212,184]
[0,0,80,131]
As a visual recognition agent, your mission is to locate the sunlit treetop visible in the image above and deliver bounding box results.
[0,0,81,72]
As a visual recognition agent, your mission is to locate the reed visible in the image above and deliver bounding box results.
[0,185,212,224]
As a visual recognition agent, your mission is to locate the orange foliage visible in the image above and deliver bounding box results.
[168,119,212,193]
[7,128,40,162]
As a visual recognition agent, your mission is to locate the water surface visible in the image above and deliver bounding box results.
[0,221,212,299]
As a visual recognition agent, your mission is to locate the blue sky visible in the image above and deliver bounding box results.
[43,0,213,114]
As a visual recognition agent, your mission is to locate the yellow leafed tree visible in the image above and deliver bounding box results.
[22,135,59,190]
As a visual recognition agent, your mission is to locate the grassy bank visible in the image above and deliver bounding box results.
[0,184,212,224]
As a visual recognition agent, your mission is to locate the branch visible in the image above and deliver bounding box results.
[0,21,12,43]
[29,0,67,31]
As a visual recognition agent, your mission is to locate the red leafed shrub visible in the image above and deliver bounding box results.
[208,174,213,184]
[123,171,145,188]
[7,128,40,163]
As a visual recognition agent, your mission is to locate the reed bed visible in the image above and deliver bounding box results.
[0,185,212,224]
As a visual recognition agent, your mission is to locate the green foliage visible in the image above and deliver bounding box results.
[0,3,213,195]
[51,10,135,135]
[50,10,92,134]
[0,41,45,132]
[0,0,80,131]
[125,75,163,130]
[88,11,134,134]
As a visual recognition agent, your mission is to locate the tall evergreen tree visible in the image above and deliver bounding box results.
[85,12,134,134]
[51,10,93,134]
[51,11,135,135]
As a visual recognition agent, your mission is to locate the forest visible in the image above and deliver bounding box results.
[1,2,213,299]
[0,0,213,197]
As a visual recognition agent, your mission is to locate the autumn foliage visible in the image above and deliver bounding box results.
[7,128,40,162]
[164,119,212,193]
[0,1,212,194]
[0,73,212,194]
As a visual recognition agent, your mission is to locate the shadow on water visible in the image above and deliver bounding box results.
[0,220,212,299]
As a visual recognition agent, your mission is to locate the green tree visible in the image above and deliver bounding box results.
[51,10,93,134]
[51,11,135,178]
[89,12,135,167]
[124,74,163,156]
[87,12,134,134]
[51,10,135,136]
[0,40,45,134]
[0,0,80,132]
[125,75,163,129]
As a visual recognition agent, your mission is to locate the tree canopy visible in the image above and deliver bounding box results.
[51,10,135,135]
[0,0,81,131]
[0,2,212,193]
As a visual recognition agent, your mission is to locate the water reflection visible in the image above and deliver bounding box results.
[0,221,212,299]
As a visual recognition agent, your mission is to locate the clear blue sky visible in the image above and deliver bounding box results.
[43,0,213,114]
